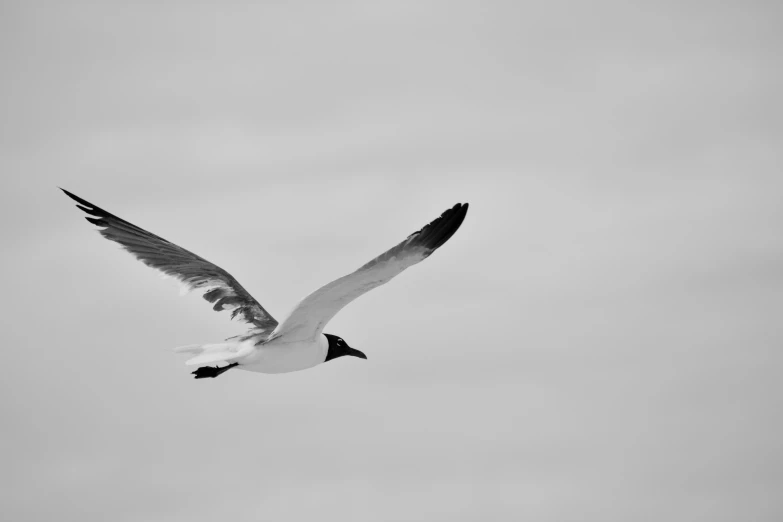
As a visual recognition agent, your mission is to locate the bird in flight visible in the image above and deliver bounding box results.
[61,189,468,379]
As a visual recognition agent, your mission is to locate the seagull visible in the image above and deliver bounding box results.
[61,189,468,379]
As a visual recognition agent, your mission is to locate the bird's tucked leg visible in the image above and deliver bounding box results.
[192,362,239,379]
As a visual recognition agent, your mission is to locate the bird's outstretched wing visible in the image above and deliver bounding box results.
[61,188,278,333]
[271,203,469,342]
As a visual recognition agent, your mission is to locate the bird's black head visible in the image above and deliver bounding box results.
[324,334,367,362]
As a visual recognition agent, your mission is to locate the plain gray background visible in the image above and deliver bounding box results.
[1,1,781,521]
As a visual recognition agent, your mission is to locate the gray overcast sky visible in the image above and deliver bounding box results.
[1,1,781,521]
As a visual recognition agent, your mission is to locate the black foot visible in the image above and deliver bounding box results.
[192,362,239,379]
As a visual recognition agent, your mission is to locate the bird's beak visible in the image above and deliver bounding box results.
[349,348,367,360]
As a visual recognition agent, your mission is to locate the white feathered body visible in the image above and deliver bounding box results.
[175,334,329,374]
[239,335,329,374]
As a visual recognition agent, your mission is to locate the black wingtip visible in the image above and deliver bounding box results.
[85,216,109,227]
[60,187,81,202]
[61,187,92,207]
[60,188,115,220]
[412,202,469,253]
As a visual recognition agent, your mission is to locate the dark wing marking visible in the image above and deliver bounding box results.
[271,203,468,341]
[61,188,278,333]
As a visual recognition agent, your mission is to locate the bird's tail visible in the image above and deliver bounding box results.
[173,341,253,366]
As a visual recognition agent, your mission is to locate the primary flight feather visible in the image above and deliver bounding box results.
[61,188,468,379]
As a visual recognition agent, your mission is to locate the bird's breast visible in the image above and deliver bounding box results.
[237,335,328,374]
